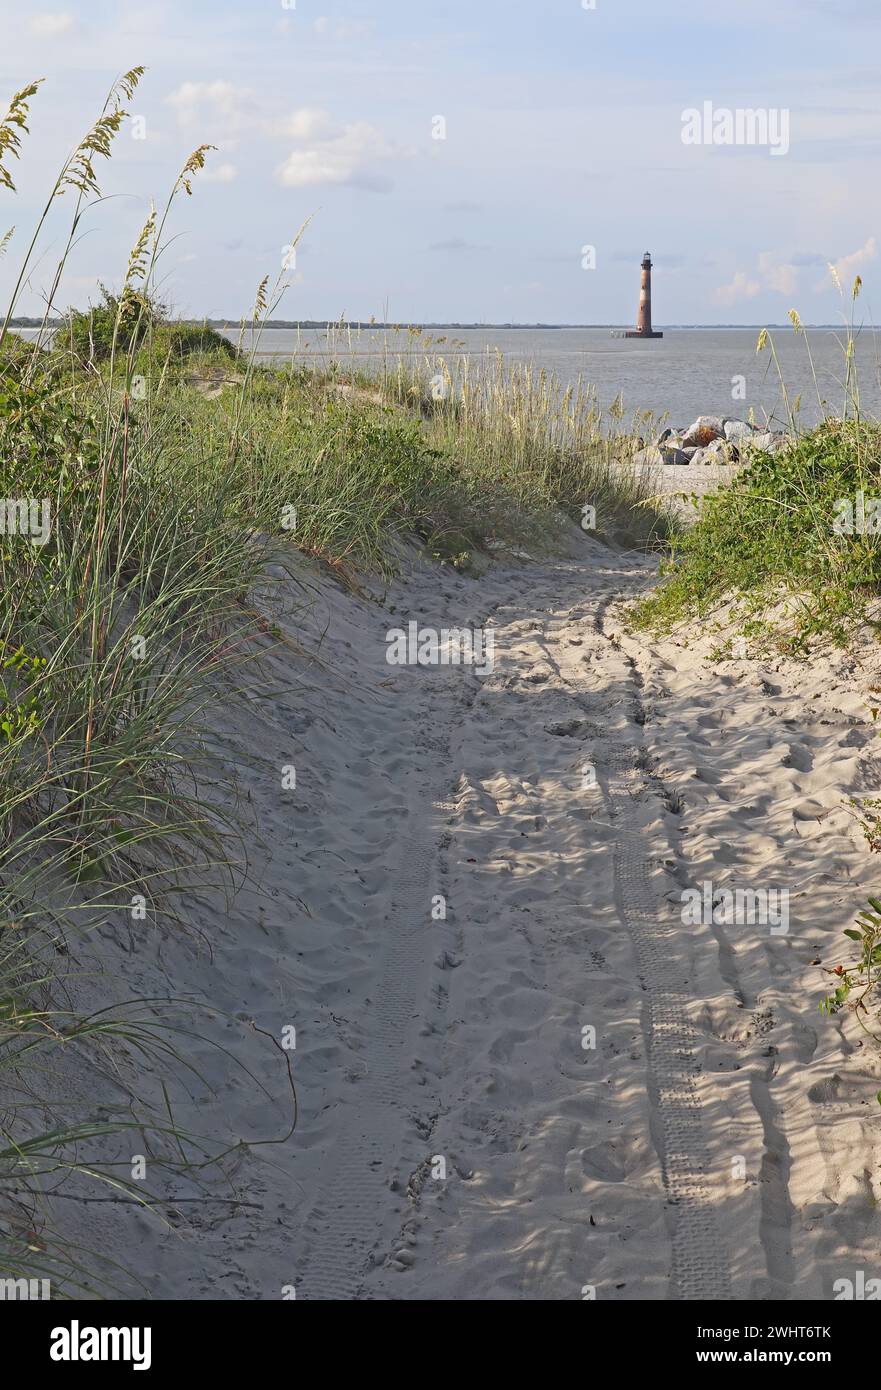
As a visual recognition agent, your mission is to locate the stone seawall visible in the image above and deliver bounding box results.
[634,413,791,468]
[619,413,792,518]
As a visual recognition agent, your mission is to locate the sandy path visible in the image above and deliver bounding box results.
[367,547,760,1300]
[49,535,881,1299]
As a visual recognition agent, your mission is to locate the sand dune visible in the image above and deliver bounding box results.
[51,535,881,1299]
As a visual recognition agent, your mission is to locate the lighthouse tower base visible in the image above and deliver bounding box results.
[624,329,663,339]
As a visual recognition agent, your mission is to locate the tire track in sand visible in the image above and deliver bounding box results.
[532,578,734,1298]
[302,555,749,1299]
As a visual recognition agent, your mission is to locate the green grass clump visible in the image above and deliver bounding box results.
[0,69,293,1296]
[633,419,881,649]
[0,65,673,1294]
[54,296,238,373]
[59,285,160,364]
[137,320,238,371]
[124,353,674,579]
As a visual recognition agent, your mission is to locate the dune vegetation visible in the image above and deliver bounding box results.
[0,69,675,1292]
[634,305,880,652]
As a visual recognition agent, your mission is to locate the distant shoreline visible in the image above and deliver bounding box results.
[9,319,854,331]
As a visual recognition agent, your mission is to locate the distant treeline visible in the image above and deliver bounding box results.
[10,318,604,330]
[9,318,839,330]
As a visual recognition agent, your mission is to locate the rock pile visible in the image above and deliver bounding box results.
[633,415,792,467]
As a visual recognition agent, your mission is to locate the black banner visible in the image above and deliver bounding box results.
[1,1297,864,1375]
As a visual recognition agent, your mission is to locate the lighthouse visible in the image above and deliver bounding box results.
[625,252,663,339]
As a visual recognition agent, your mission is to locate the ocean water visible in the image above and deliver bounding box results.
[231,325,881,431]
[16,324,881,430]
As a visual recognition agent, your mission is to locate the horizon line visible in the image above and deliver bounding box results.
[10,319,863,331]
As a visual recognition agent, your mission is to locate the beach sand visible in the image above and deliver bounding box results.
[48,531,881,1299]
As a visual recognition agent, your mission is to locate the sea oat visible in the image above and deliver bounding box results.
[0,80,43,192]
[175,145,217,197]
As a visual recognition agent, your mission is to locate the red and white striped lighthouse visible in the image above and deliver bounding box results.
[625,252,663,339]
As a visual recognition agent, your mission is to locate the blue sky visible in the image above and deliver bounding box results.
[1,0,879,324]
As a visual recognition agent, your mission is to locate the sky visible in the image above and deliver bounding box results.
[0,0,879,325]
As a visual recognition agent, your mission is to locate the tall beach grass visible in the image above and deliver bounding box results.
[0,69,673,1294]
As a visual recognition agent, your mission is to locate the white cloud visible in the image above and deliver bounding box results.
[276,113,398,190]
[823,235,877,291]
[280,109,337,141]
[715,252,802,304]
[166,81,259,143]
[28,12,76,38]
[201,162,238,184]
[758,252,799,295]
[276,149,391,190]
[166,86,399,189]
[713,270,761,306]
[276,150,351,187]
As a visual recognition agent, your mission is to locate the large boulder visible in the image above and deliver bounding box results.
[703,436,737,463]
[681,415,726,447]
[633,444,690,467]
[723,418,756,443]
[656,430,686,450]
[747,430,791,455]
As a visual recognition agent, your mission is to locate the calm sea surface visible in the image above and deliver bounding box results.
[19,325,881,430]
[231,325,881,430]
